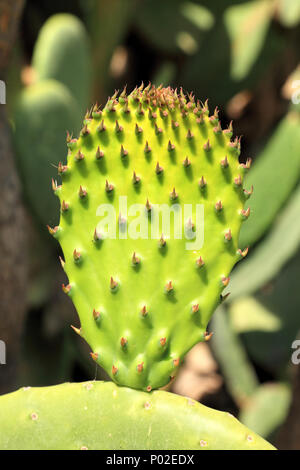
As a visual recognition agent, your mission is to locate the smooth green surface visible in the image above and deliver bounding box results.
[32,14,91,114]
[0,381,275,450]
[54,86,248,390]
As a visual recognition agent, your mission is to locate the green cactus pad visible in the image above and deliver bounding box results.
[0,381,275,450]
[51,85,250,390]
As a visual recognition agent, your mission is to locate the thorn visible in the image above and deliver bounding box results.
[221,276,230,287]
[115,120,123,132]
[80,124,89,136]
[213,122,222,134]
[132,171,140,184]
[71,325,81,336]
[160,337,166,347]
[97,120,106,132]
[196,256,205,268]
[165,281,173,292]
[120,145,128,157]
[61,200,69,212]
[137,102,144,115]
[186,129,194,139]
[161,109,168,118]
[75,150,84,161]
[120,337,127,348]
[159,234,166,247]
[234,174,242,186]
[154,123,163,135]
[105,180,114,192]
[135,123,143,134]
[79,186,87,198]
[148,109,157,119]
[196,115,204,124]
[47,225,59,235]
[58,162,68,174]
[120,85,127,98]
[170,187,178,200]
[173,358,180,367]
[220,292,231,303]
[73,249,81,261]
[93,228,102,242]
[186,218,194,231]
[238,247,249,258]
[112,365,118,375]
[172,120,179,129]
[144,141,151,153]
[199,176,207,188]
[204,331,213,342]
[93,309,101,320]
[221,156,229,168]
[203,140,211,152]
[168,140,175,151]
[123,100,130,113]
[240,158,252,170]
[240,207,250,219]
[90,352,98,361]
[191,304,199,314]
[51,178,61,192]
[96,146,104,160]
[62,283,71,294]
[223,121,233,136]
[59,256,65,268]
[244,185,253,198]
[132,252,140,265]
[141,305,148,317]
[224,229,232,242]
[215,200,222,212]
[155,162,163,174]
[145,198,151,211]
[183,156,191,167]
[110,277,118,290]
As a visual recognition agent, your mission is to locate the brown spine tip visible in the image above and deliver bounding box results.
[186,129,194,139]
[51,178,61,192]
[224,229,232,242]
[240,207,250,219]
[135,123,143,134]
[132,171,140,184]
[93,309,101,320]
[234,174,242,186]
[120,337,128,348]
[105,180,114,192]
[61,200,69,212]
[183,156,191,167]
[221,156,229,168]
[146,385,152,392]
[110,277,118,290]
[191,304,199,314]
[196,256,205,268]
[137,362,144,373]
[170,187,178,200]
[240,158,252,170]
[168,140,175,151]
[203,139,211,152]
[141,305,148,317]
[80,124,90,136]
[73,249,81,261]
[221,276,230,287]
[244,185,254,197]
[115,120,123,132]
[96,146,104,159]
[160,337,166,347]
[173,358,180,367]
[204,331,213,342]
[213,122,222,134]
[144,141,151,153]
[155,162,163,174]
[58,162,68,174]
[79,186,87,198]
[90,352,99,361]
[238,247,249,258]
[199,176,207,188]
[97,120,106,132]
[75,150,84,161]
[93,228,101,241]
[215,200,222,212]
[165,281,173,292]
[159,234,166,247]
[62,283,71,294]
[154,123,163,134]
[112,365,118,375]
[47,225,59,235]
[71,325,81,336]
[172,120,179,128]
[145,198,152,211]
[132,252,140,265]
[120,145,128,157]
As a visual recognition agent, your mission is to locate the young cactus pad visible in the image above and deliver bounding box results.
[50,85,251,391]
[0,381,274,450]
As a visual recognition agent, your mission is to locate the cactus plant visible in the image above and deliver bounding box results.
[0,381,275,450]
[49,85,251,391]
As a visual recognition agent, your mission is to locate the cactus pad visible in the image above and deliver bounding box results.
[51,85,250,391]
[0,381,275,450]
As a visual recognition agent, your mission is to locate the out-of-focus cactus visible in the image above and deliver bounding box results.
[0,381,275,450]
[49,85,251,391]
[32,13,91,115]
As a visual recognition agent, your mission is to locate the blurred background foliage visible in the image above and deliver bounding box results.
[1,0,300,449]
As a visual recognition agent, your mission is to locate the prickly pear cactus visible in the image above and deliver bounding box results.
[50,85,251,391]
